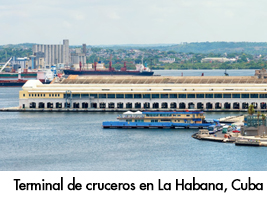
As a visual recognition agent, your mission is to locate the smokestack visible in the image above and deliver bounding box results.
[94,62,97,71]
[79,61,82,71]
[109,54,112,71]
[18,67,21,80]
[109,60,112,71]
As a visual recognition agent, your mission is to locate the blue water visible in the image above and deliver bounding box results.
[153,69,256,76]
[0,70,267,171]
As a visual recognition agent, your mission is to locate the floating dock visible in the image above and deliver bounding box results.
[235,139,261,146]
[192,131,237,143]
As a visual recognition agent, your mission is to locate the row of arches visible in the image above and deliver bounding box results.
[28,101,266,109]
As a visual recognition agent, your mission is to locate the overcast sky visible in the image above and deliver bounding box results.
[0,0,266,45]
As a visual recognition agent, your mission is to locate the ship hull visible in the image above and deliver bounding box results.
[63,70,154,76]
[0,79,51,87]
[0,72,37,78]
[102,121,214,129]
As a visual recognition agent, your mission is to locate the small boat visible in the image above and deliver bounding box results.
[102,110,218,129]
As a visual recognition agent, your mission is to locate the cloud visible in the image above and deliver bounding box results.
[107,12,121,20]
[0,0,267,45]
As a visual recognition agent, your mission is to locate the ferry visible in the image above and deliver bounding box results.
[102,111,218,129]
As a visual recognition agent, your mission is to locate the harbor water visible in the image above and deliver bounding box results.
[1,70,267,171]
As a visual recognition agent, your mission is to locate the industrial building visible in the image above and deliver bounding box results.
[18,75,267,111]
[9,56,29,71]
[70,44,87,68]
[32,39,70,67]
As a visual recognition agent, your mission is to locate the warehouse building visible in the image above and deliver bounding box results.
[18,75,267,111]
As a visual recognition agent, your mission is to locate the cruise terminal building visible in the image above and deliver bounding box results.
[19,75,267,111]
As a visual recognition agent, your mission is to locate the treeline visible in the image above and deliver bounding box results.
[97,62,264,70]
[155,42,267,54]
[151,62,265,70]
[0,48,32,63]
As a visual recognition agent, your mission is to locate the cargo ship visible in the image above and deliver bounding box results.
[0,79,51,87]
[63,61,154,76]
[0,67,52,87]
[102,111,218,129]
[0,57,37,78]
[0,71,37,78]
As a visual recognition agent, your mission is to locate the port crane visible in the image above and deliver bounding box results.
[0,57,12,73]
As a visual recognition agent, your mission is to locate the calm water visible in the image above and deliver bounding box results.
[0,70,267,171]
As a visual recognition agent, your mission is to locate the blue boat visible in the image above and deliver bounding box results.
[102,111,218,129]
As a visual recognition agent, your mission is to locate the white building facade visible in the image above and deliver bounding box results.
[19,76,267,111]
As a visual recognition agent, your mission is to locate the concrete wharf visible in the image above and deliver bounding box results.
[219,115,244,123]
[192,131,267,147]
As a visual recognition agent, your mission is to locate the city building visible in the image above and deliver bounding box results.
[19,75,267,111]
[201,57,237,63]
[159,57,175,63]
[241,114,267,136]
[9,56,29,71]
[33,52,45,69]
[70,44,86,67]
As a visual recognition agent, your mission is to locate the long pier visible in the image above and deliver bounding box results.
[0,107,252,112]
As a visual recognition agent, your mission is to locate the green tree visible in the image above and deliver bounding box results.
[257,111,261,127]
[248,104,255,115]
[262,114,266,126]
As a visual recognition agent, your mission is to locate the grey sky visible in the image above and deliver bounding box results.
[0,0,266,45]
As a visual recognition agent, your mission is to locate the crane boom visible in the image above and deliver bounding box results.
[0,57,12,73]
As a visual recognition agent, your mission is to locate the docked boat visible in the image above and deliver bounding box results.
[63,61,154,76]
[0,68,52,87]
[0,72,37,78]
[0,79,51,87]
[102,111,218,129]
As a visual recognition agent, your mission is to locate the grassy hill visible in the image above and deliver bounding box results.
[0,43,36,49]
[153,42,267,54]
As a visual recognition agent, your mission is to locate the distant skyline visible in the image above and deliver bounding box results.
[0,0,266,46]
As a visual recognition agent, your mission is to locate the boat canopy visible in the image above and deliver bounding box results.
[133,111,143,115]
[123,111,133,115]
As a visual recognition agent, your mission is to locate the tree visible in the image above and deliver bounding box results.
[262,114,266,137]
[257,111,261,127]
[262,114,266,126]
[248,104,255,115]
